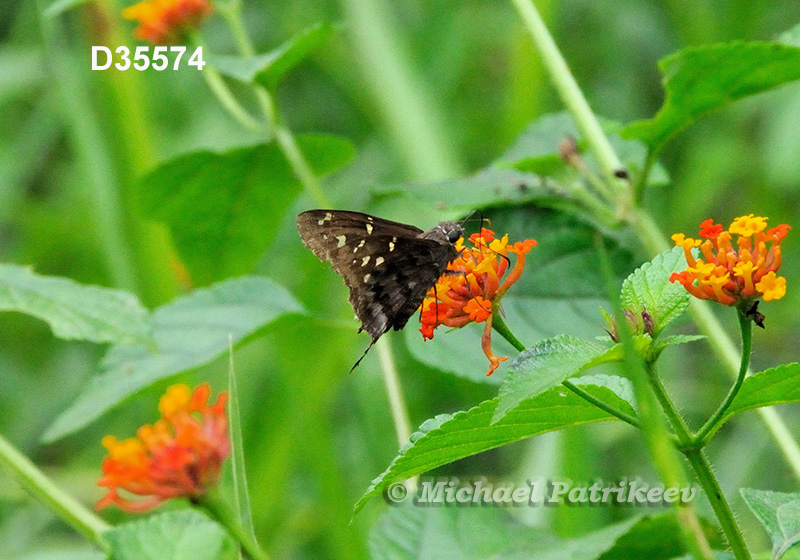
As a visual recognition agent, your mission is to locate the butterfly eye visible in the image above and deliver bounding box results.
[447,228,461,244]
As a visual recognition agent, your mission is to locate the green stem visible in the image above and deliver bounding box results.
[375,338,413,447]
[210,17,332,208]
[594,236,712,559]
[200,491,272,560]
[216,1,254,57]
[646,363,694,447]
[510,0,624,199]
[632,149,659,202]
[645,361,751,559]
[694,308,752,445]
[562,379,642,428]
[519,0,800,477]
[0,434,110,552]
[632,209,800,477]
[491,311,641,429]
[490,309,526,352]
[39,8,139,295]
[683,448,752,560]
[337,0,464,181]
[198,62,267,134]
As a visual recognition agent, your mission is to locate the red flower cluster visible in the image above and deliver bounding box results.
[96,383,229,513]
[669,215,789,307]
[420,228,537,375]
[123,0,213,44]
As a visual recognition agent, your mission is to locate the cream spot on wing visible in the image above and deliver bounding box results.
[353,239,366,253]
[323,234,328,240]
[375,256,384,266]
[363,273,371,282]
[366,223,373,235]
[361,256,371,267]
[336,235,346,247]
[388,241,395,252]
[317,211,333,225]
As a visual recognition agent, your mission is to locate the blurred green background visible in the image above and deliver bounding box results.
[1,0,800,558]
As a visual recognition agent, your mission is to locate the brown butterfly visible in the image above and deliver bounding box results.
[297,209,463,370]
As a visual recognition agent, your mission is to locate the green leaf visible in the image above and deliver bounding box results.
[576,374,637,413]
[0,263,150,345]
[621,42,800,152]
[598,513,726,560]
[368,167,555,225]
[369,505,640,560]
[210,22,335,88]
[779,23,800,48]
[494,335,617,423]
[353,380,635,515]
[226,356,256,538]
[104,510,236,560]
[652,334,706,355]
[722,363,800,422]
[136,135,355,285]
[403,296,614,383]
[620,247,690,335]
[43,276,302,442]
[741,488,800,560]
[254,22,335,90]
[496,112,669,187]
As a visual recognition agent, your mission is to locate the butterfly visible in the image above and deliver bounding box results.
[297,209,464,370]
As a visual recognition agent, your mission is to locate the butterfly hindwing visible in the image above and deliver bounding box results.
[355,234,453,337]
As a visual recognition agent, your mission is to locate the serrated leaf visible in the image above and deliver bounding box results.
[621,42,800,152]
[136,135,355,285]
[210,22,335,87]
[43,276,302,442]
[0,263,150,345]
[254,22,335,90]
[403,296,615,383]
[353,381,635,515]
[104,510,236,560]
[369,505,640,560]
[575,374,637,413]
[721,363,800,423]
[652,334,706,355]
[741,488,800,560]
[621,247,690,335]
[494,335,617,423]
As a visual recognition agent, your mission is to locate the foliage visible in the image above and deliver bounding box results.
[2,1,800,559]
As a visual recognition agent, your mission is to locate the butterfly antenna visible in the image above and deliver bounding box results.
[350,340,376,372]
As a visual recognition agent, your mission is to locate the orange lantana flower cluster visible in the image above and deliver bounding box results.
[123,0,213,44]
[420,228,537,376]
[96,383,229,513]
[669,215,789,308]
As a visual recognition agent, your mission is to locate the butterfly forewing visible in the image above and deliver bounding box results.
[297,209,463,369]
